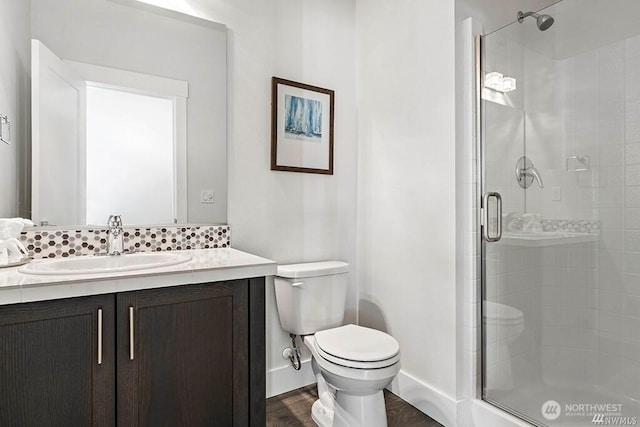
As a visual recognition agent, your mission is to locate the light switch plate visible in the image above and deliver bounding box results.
[200,190,215,204]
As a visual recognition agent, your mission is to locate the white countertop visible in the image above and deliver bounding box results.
[0,248,277,305]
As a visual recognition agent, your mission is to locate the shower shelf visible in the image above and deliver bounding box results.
[566,155,590,172]
[499,231,599,247]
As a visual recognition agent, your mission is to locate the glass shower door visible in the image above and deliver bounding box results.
[481,63,532,416]
[481,1,640,425]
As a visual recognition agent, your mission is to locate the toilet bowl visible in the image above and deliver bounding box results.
[484,301,525,390]
[304,325,400,427]
[274,261,401,427]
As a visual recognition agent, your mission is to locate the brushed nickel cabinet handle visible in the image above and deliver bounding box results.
[97,308,103,365]
[129,306,135,361]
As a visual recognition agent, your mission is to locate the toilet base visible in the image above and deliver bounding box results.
[310,390,388,427]
[311,399,333,427]
[337,390,388,427]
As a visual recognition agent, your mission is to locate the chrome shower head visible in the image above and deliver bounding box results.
[536,13,554,31]
[517,10,554,31]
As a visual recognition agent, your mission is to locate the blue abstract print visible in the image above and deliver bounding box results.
[284,95,323,141]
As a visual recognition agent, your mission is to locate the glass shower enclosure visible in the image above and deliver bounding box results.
[480,1,640,425]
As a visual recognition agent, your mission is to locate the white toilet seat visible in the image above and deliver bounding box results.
[304,335,401,382]
[313,324,400,369]
[316,345,400,369]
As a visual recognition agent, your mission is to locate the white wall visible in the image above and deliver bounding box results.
[174,0,358,396]
[162,1,460,416]
[356,1,458,425]
[0,0,30,218]
[30,0,227,224]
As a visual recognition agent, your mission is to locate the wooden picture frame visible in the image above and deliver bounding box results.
[271,77,334,174]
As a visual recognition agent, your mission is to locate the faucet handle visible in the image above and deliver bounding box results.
[515,156,544,189]
[526,166,544,188]
[107,214,122,229]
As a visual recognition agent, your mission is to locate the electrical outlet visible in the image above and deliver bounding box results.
[552,186,561,201]
[200,190,215,204]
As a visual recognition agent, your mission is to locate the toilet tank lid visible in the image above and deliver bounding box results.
[276,261,349,279]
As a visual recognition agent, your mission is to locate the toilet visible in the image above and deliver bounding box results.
[483,301,525,391]
[274,261,400,427]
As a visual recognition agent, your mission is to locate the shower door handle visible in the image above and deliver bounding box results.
[482,192,502,242]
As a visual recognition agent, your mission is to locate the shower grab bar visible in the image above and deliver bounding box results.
[482,192,502,242]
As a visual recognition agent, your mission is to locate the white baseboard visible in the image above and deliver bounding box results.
[266,358,316,398]
[388,370,459,427]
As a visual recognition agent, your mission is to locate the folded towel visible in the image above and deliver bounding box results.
[0,218,34,240]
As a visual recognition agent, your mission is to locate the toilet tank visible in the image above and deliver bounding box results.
[274,261,349,336]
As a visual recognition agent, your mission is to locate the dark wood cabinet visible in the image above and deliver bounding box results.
[0,294,115,426]
[0,277,265,427]
[117,279,255,427]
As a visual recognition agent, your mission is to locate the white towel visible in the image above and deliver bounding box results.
[0,217,34,240]
[0,218,33,264]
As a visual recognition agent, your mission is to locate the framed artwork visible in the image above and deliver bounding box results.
[271,77,334,174]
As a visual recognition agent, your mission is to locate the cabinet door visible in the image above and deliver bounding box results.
[0,294,115,426]
[117,280,249,426]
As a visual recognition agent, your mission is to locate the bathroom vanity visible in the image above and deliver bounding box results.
[0,248,275,426]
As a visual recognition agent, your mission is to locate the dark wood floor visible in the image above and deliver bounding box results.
[266,384,442,427]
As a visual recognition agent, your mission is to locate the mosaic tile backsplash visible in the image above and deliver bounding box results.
[541,219,600,234]
[19,225,230,259]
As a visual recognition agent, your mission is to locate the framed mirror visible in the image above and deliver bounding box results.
[6,0,228,227]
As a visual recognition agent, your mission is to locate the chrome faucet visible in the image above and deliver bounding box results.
[107,214,123,255]
[516,156,544,188]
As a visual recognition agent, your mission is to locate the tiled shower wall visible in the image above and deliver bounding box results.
[552,33,640,399]
[19,225,230,259]
[539,241,598,389]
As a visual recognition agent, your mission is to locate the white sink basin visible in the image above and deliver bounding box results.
[19,252,192,275]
